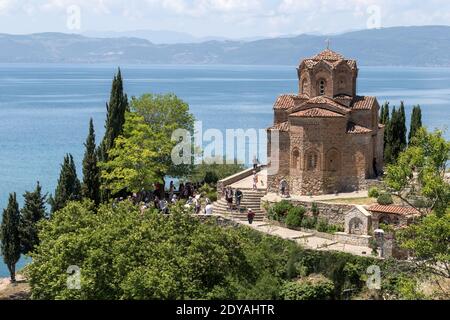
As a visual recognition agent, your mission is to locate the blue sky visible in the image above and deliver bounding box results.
[1,0,450,38]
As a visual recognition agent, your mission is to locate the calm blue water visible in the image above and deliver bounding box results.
[1,64,450,277]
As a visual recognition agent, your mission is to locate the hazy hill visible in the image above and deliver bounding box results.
[1,26,450,66]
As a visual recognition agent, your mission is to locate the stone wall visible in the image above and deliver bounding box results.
[334,232,372,247]
[263,197,353,226]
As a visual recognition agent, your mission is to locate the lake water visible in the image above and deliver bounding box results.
[1,64,450,277]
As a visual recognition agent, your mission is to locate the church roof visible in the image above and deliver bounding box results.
[268,121,289,131]
[295,96,349,115]
[291,108,344,118]
[312,49,344,61]
[346,122,372,134]
[273,94,309,110]
[352,96,376,110]
[301,49,357,70]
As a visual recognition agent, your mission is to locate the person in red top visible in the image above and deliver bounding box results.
[247,208,255,224]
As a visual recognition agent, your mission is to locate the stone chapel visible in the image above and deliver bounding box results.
[267,49,384,196]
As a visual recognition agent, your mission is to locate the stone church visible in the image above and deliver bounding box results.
[267,49,384,196]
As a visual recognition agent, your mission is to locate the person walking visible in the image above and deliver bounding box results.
[235,188,243,212]
[204,199,213,215]
[194,194,201,214]
[252,155,258,170]
[226,187,233,211]
[252,171,258,191]
[247,208,255,225]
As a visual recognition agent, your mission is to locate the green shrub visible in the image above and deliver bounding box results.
[316,218,329,233]
[285,206,306,228]
[311,202,319,216]
[269,200,293,221]
[281,276,334,300]
[204,171,219,184]
[377,193,393,205]
[301,216,317,229]
[368,187,380,198]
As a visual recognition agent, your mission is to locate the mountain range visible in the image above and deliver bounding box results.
[1,26,450,66]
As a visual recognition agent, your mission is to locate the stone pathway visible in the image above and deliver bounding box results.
[224,218,373,258]
[263,190,369,203]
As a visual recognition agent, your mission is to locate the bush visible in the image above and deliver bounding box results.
[285,206,306,228]
[269,200,293,221]
[377,193,393,205]
[368,187,380,198]
[316,218,343,234]
[281,276,334,300]
[311,202,319,216]
[301,216,317,229]
[204,171,219,184]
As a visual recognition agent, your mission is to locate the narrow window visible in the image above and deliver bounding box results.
[319,80,326,95]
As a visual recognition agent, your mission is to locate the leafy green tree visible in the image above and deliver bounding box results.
[280,276,334,300]
[20,182,47,254]
[100,112,172,195]
[1,193,21,282]
[98,68,129,163]
[131,93,196,180]
[100,93,196,196]
[82,118,100,205]
[397,212,450,279]
[384,128,450,216]
[49,154,81,213]
[409,105,423,144]
[28,201,251,299]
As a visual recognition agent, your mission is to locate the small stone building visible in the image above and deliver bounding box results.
[368,204,421,230]
[344,205,372,235]
[267,49,384,196]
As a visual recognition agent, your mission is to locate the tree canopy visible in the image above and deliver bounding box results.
[100,93,196,195]
[384,128,450,216]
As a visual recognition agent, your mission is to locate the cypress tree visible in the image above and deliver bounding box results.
[98,68,129,163]
[20,182,47,254]
[380,102,390,125]
[82,118,100,205]
[384,106,394,164]
[398,101,407,151]
[408,105,422,143]
[49,154,81,213]
[1,193,21,282]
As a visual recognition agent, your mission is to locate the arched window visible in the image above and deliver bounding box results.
[306,151,319,171]
[292,148,300,170]
[319,79,326,96]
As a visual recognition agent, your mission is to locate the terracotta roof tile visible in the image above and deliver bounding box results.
[274,94,309,110]
[268,121,289,131]
[311,49,344,61]
[352,96,376,110]
[290,108,344,118]
[303,96,349,113]
[301,49,357,70]
[368,205,420,216]
[346,122,372,134]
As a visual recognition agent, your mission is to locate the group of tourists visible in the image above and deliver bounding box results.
[114,180,214,216]
[223,186,255,224]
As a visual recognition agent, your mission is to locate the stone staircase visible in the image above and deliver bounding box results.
[213,189,266,221]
